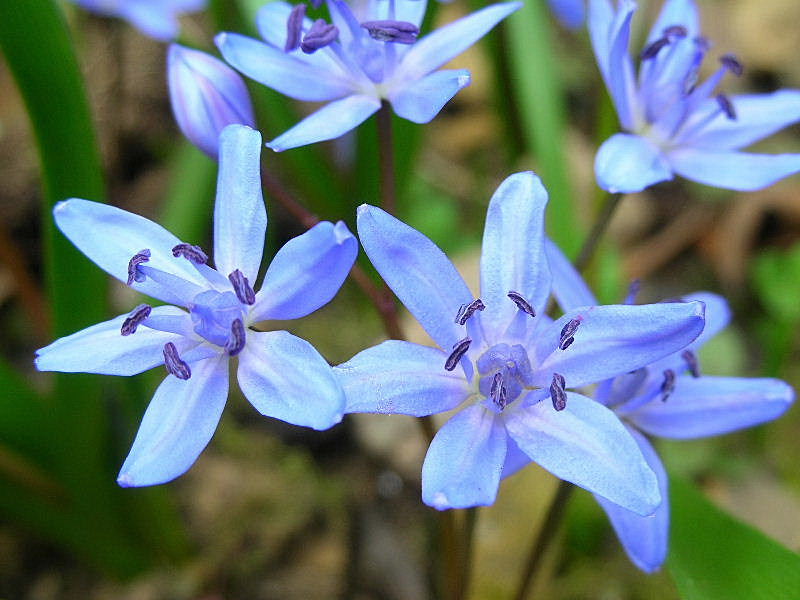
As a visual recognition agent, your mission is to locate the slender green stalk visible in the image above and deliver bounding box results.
[573,192,624,272]
[376,101,397,215]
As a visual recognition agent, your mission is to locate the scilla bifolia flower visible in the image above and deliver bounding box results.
[546,243,794,571]
[336,172,705,511]
[168,44,256,159]
[36,125,358,487]
[216,0,521,151]
[69,0,207,41]
[589,0,800,193]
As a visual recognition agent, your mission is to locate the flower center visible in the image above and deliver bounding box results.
[476,343,534,410]
[189,290,246,347]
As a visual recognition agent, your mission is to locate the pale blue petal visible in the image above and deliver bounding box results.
[35,306,190,376]
[117,354,228,487]
[335,340,470,416]
[668,148,800,191]
[505,392,660,516]
[534,301,705,388]
[53,198,208,303]
[588,0,615,78]
[548,0,585,29]
[396,2,521,81]
[479,172,551,341]
[545,238,598,310]
[421,404,507,510]
[595,133,673,193]
[595,428,669,573]
[216,32,352,102]
[212,125,266,284]
[624,376,794,439]
[500,435,532,480]
[646,0,698,42]
[119,2,180,40]
[267,95,381,151]
[237,331,345,430]
[356,204,473,349]
[389,69,471,124]
[605,0,637,129]
[252,221,358,320]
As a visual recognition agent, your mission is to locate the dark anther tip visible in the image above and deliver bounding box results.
[720,54,744,77]
[507,291,535,317]
[641,37,670,60]
[228,269,256,305]
[490,371,508,410]
[120,303,152,336]
[285,3,306,52]
[715,93,737,120]
[681,349,701,378]
[559,318,581,350]
[361,20,419,44]
[663,25,688,38]
[225,319,246,356]
[163,342,191,380]
[126,249,151,286]
[301,19,338,54]
[445,337,471,371]
[550,372,567,411]
[172,243,208,265]
[660,369,676,402]
[455,298,485,325]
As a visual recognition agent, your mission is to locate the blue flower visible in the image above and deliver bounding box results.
[589,0,800,193]
[335,172,706,511]
[546,242,795,572]
[35,125,358,487]
[548,0,585,29]
[168,44,256,159]
[216,0,521,151]
[69,0,207,41]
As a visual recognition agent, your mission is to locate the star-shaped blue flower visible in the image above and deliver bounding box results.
[35,125,358,487]
[69,0,207,41]
[335,172,706,512]
[589,0,800,193]
[545,242,795,571]
[216,0,520,151]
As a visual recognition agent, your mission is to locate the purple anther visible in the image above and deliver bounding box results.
[623,279,641,305]
[507,290,535,317]
[641,36,670,60]
[455,298,485,325]
[663,25,688,39]
[693,36,711,53]
[445,337,471,371]
[682,349,701,378]
[559,318,581,350]
[490,372,508,409]
[660,369,676,402]
[126,249,151,285]
[225,318,246,356]
[228,269,256,305]
[120,303,152,336]
[285,4,306,52]
[720,54,744,77]
[163,342,191,380]
[550,372,567,411]
[172,243,208,264]
[716,94,737,120]
[361,20,419,44]
[301,19,338,54]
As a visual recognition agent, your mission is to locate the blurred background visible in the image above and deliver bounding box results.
[0,0,799,598]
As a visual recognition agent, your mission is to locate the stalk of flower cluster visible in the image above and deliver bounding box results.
[377,100,398,216]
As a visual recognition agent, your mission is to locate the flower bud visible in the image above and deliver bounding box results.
[168,44,256,158]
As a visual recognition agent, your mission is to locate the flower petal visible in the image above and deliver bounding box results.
[501,435,532,480]
[389,69,471,124]
[595,133,673,193]
[506,392,660,515]
[356,204,473,349]
[667,147,800,191]
[646,0,699,41]
[212,125,266,284]
[479,172,551,341]
[118,2,181,40]
[594,428,669,573]
[267,95,381,151]
[35,306,190,376]
[396,2,521,81]
[53,198,208,304]
[535,301,706,388]
[215,32,352,102]
[335,340,470,416]
[624,375,794,439]
[421,404,507,510]
[545,238,598,311]
[548,0,585,29]
[252,221,358,321]
[117,354,229,487]
[237,330,345,430]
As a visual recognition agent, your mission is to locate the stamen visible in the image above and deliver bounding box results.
[163,342,191,380]
[301,19,338,54]
[361,20,419,44]
[285,3,306,52]
[225,318,246,356]
[720,54,744,77]
[641,36,671,60]
[663,25,688,39]
[455,298,485,325]
[126,249,151,285]
[228,269,256,305]
[682,350,701,378]
[490,371,507,409]
[120,303,152,336]
[550,372,567,411]
[559,318,581,350]
[445,337,471,371]
[660,369,676,401]
[507,291,535,317]
[172,243,208,264]
[716,93,737,120]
